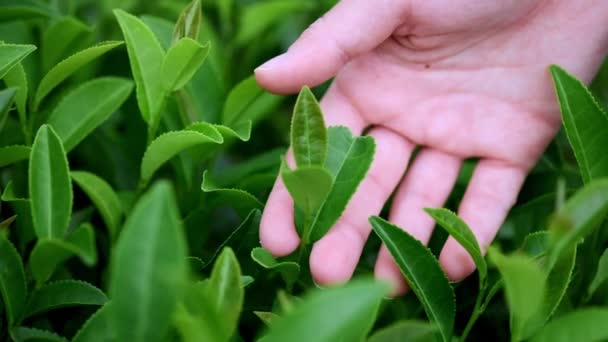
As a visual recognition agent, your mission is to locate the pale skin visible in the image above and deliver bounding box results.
[255,0,608,295]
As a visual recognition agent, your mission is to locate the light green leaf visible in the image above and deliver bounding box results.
[262,279,389,342]
[34,41,123,110]
[291,86,327,167]
[0,234,27,326]
[162,37,209,92]
[72,303,114,342]
[521,231,550,258]
[0,43,36,79]
[109,181,188,342]
[24,280,107,318]
[281,161,332,237]
[222,75,282,127]
[254,311,279,327]
[235,0,315,45]
[173,282,227,342]
[488,247,546,342]
[548,179,608,269]
[550,65,608,183]
[201,170,263,214]
[29,223,97,284]
[368,320,438,342]
[10,327,67,342]
[370,216,455,342]
[71,171,123,240]
[251,247,300,289]
[41,16,91,72]
[206,248,243,337]
[48,77,133,151]
[29,125,72,239]
[588,248,608,299]
[0,145,29,168]
[114,9,166,124]
[3,63,27,135]
[530,308,608,342]
[172,0,202,44]
[425,208,487,286]
[307,126,375,242]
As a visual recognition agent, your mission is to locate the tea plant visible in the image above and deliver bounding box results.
[0,0,608,341]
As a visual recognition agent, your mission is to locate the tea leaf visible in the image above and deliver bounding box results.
[222,75,282,127]
[488,247,546,341]
[307,126,375,242]
[34,41,123,110]
[114,9,165,124]
[161,37,209,92]
[3,63,27,134]
[201,170,263,213]
[172,0,202,44]
[425,208,487,286]
[255,311,279,327]
[29,223,97,283]
[48,77,133,151]
[207,248,243,337]
[550,65,608,183]
[251,247,300,289]
[521,231,550,258]
[588,248,608,299]
[542,246,576,321]
[0,43,36,79]
[281,161,332,237]
[235,0,315,44]
[41,16,91,72]
[0,0,57,20]
[548,179,608,269]
[0,145,29,168]
[262,279,389,342]
[24,280,107,318]
[370,216,455,342]
[0,87,16,130]
[72,303,114,342]
[368,320,437,342]
[71,171,123,239]
[1,182,35,252]
[29,125,72,239]
[0,234,26,326]
[530,308,608,342]
[291,86,327,167]
[210,147,285,187]
[173,282,227,342]
[10,327,67,342]
[109,181,188,342]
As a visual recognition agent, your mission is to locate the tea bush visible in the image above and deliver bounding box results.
[1,0,608,341]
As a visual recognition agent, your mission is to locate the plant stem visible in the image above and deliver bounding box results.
[461,291,484,341]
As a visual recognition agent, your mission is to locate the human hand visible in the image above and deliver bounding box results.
[255,0,608,294]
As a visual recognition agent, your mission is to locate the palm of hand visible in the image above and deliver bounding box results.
[256,0,608,294]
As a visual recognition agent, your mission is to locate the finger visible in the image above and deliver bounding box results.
[255,0,405,94]
[260,86,366,256]
[309,127,414,285]
[439,160,527,281]
[374,150,462,295]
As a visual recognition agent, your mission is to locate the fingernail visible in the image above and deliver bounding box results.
[255,53,287,72]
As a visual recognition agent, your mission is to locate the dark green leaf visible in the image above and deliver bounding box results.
[41,16,91,72]
[262,279,389,342]
[72,303,114,342]
[0,145,29,168]
[530,308,608,342]
[367,320,437,342]
[425,208,487,286]
[109,181,188,342]
[488,247,546,341]
[25,280,107,318]
[2,68,27,135]
[222,75,282,127]
[0,234,26,326]
[251,247,300,289]
[29,125,72,239]
[0,0,57,20]
[34,41,123,110]
[161,38,209,92]
[0,43,36,79]
[114,9,165,124]
[550,65,608,183]
[71,171,123,239]
[201,170,263,214]
[48,77,133,151]
[307,126,375,242]
[291,86,327,167]
[10,327,67,342]
[588,248,608,299]
[370,216,455,342]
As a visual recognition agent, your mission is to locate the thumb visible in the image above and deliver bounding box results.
[255,0,405,94]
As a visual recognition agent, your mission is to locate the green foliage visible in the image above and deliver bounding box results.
[0,1,607,341]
